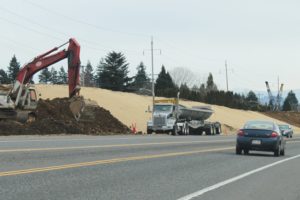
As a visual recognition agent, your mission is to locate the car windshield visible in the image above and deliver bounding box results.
[278,125,289,130]
[244,121,274,130]
[154,105,173,112]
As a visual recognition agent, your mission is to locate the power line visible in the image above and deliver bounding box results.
[156,37,224,63]
[0,34,40,52]
[0,6,141,55]
[24,0,150,38]
[0,17,63,42]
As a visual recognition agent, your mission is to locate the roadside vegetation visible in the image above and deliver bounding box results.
[1,53,298,112]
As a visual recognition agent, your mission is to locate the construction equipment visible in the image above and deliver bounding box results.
[276,83,284,110]
[147,94,221,135]
[0,38,96,122]
[265,81,275,110]
[265,81,284,111]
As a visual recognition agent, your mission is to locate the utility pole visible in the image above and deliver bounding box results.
[151,36,154,115]
[225,60,228,91]
[143,36,161,113]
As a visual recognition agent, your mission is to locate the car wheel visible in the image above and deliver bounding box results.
[244,149,249,155]
[274,145,280,157]
[236,146,242,155]
[290,134,293,138]
[280,147,285,156]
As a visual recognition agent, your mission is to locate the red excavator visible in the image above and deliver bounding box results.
[0,38,96,122]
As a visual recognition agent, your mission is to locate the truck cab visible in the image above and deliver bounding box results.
[147,103,177,134]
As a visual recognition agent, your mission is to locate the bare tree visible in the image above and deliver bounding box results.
[169,67,201,87]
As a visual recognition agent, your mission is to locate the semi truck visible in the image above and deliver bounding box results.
[147,98,221,135]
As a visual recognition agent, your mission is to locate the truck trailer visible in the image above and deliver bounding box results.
[147,98,221,135]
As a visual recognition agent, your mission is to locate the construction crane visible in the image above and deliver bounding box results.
[275,83,284,111]
[265,81,284,111]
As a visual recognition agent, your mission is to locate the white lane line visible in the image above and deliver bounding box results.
[178,154,300,200]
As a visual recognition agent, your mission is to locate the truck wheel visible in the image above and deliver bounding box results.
[186,125,190,135]
[172,126,179,136]
[211,126,215,135]
[183,122,190,135]
[205,128,211,135]
[215,127,220,134]
[147,129,152,134]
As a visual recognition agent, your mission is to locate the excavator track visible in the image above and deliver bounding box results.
[69,96,99,121]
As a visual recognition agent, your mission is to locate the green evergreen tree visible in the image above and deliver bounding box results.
[49,67,59,84]
[155,65,177,97]
[95,58,104,87]
[132,62,150,90]
[206,73,218,92]
[199,83,206,101]
[83,61,94,87]
[39,68,51,83]
[246,90,259,110]
[97,52,130,91]
[0,69,10,84]
[246,91,258,102]
[57,66,68,84]
[7,55,20,82]
[282,90,298,111]
[179,83,190,99]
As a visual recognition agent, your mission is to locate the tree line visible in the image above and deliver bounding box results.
[0,52,299,112]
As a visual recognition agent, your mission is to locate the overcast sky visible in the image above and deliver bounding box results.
[1,0,300,92]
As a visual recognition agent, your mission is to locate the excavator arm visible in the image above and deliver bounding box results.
[7,38,96,121]
[11,38,81,99]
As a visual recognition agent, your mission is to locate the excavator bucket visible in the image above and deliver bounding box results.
[69,96,99,121]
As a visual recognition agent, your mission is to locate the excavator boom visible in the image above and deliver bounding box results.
[12,38,81,98]
[2,38,97,121]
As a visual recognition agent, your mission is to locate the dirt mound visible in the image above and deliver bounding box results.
[0,98,130,135]
[263,111,300,127]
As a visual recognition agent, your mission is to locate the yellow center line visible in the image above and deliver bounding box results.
[0,147,233,177]
[0,140,233,153]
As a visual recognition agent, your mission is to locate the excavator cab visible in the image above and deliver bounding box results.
[22,86,39,110]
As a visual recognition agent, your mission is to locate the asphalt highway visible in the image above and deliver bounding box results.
[0,134,299,200]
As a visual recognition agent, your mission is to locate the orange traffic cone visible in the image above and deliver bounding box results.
[131,123,137,134]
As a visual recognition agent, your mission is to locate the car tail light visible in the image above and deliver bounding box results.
[237,130,244,136]
[271,132,278,137]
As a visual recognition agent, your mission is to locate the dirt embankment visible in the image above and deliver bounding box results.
[34,85,300,134]
[262,111,300,128]
[0,98,130,135]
